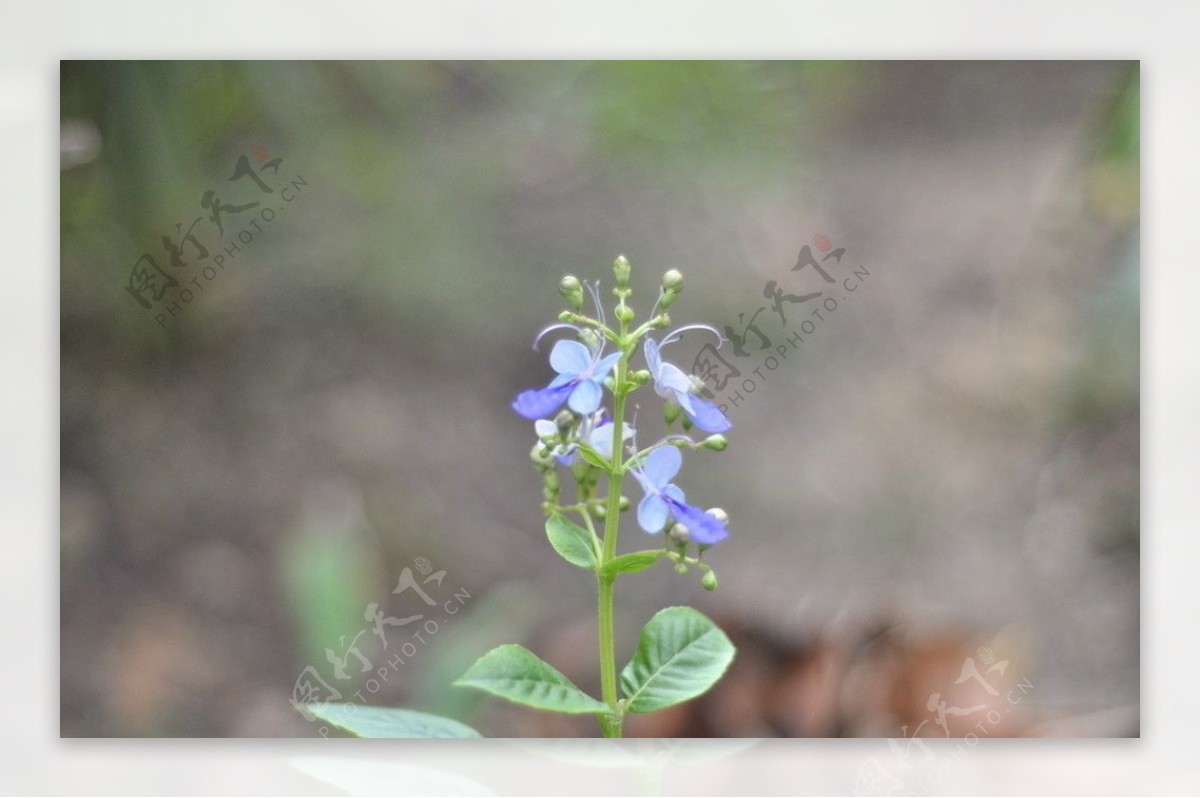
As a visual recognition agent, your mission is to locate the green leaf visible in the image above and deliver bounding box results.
[302,703,482,738]
[454,643,610,714]
[545,514,598,570]
[576,446,612,471]
[619,606,736,714]
[599,551,661,579]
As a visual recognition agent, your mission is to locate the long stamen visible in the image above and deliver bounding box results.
[661,323,725,348]
[586,280,607,328]
[532,323,582,351]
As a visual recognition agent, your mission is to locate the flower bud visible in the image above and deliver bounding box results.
[705,507,729,526]
[663,401,681,424]
[560,275,584,310]
[661,269,683,292]
[703,434,728,452]
[675,562,689,575]
[554,409,574,434]
[615,305,635,324]
[578,328,601,353]
[613,255,631,287]
[701,570,718,591]
[618,495,630,511]
[594,503,607,520]
[631,369,651,386]
[530,443,551,470]
[668,523,690,544]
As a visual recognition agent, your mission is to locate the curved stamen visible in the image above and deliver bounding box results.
[661,323,725,348]
[532,323,582,351]
[585,280,607,328]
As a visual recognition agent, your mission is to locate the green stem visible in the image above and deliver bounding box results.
[596,327,630,738]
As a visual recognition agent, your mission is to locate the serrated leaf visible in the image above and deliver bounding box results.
[599,551,661,579]
[303,703,482,738]
[545,514,598,569]
[454,644,609,714]
[619,606,736,713]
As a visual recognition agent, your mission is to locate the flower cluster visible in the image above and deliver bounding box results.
[513,256,733,569]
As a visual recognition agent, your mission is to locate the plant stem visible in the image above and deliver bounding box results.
[596,332,629,738]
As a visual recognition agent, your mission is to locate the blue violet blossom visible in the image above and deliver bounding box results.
[513,339,621,419]
[644,337,732,433]
[535,410,633,466]
[631,446,729,545]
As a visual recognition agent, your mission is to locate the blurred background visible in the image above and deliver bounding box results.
[59,61,1138,738]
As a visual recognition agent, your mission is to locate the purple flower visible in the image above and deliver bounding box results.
[513,339,622,420]
[644,338,731,434]
[631,446,729,545]
[535,411,633,466]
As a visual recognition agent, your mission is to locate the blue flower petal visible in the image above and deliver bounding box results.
[512,382,573,420]
[589,421,633,461]
[592,351,622,381]
[679,393,731,433]
[643,338,663,375]
[554,443,579,465]
[666,497,729,545]
[568,379,602,414]
[657,362,693,394]
[662,483,686,504]
[637,493,670,533]
[549,339,592,376]
[642,446,682,487]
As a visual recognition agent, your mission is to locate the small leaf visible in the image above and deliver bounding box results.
[455,644,610,714]
[620,606,736,713]
[599,551,661,579]
[576,446,612,471]
[545,514,598,570]
[303,703,482,738]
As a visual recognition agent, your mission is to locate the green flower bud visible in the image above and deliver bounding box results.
[595,503,607,520]
[705,507,729,526]
[669,523,690,544]
[554,409,574,434]
[675,562,689,575]
[613,255,631,287]
[558,310,575,322]
[703,434,728,452]
[615,305,635,324]
[661,269,683,292]
[663,401,681,424]
[658,289,679,310]
[618,495,630,511]
[701,570,718,591]
[578,328,601,353]
[530,443,551,470]
[560,274,584,310]
[631,369,651,386]
[653,313,671,328]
